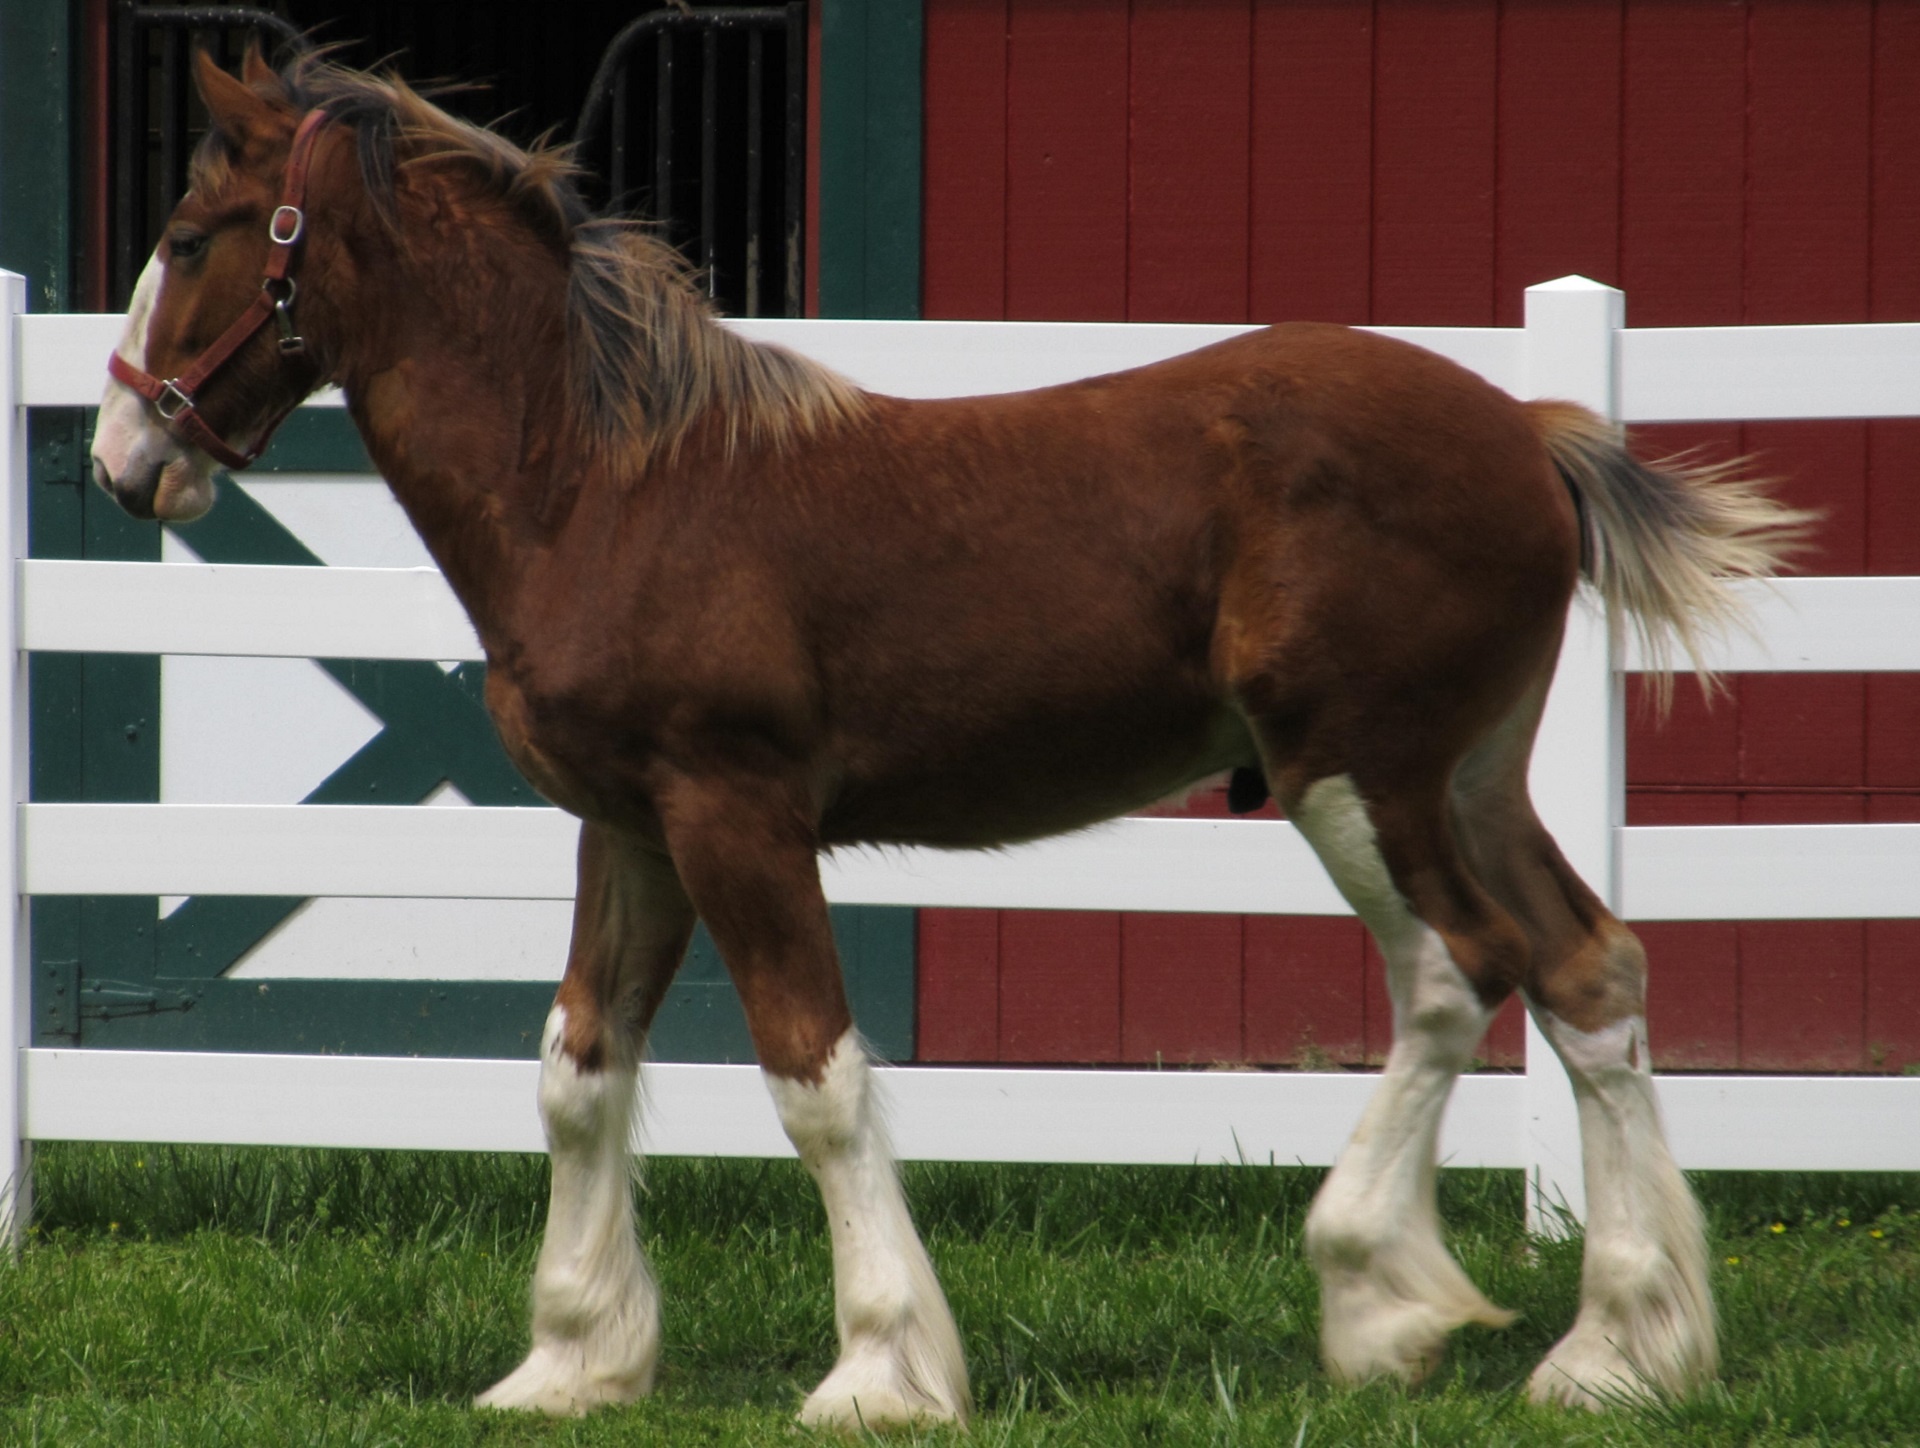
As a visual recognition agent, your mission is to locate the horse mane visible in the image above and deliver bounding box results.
[191,54,866,471]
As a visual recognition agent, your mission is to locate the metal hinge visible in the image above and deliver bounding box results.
[38,958,79,1041]
[77,977,202,1022]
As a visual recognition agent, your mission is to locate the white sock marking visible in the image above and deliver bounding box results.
[1292,775,1512,1385]
[476,1005,660,1415]
[91,255,168,480]
[1529,1010,1715,1408]
[766,1030,970,1428]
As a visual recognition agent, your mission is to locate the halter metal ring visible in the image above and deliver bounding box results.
[269,205,305,244]
[156,380,195,421]
[264,276,298,305]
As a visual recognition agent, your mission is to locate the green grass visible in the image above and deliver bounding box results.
[4,1144,1919,1445]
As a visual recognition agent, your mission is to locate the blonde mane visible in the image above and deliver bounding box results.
[194,55,866,470]
[565,220,867,468]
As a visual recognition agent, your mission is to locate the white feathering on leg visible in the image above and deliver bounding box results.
[476,1006,660,1415]
[1304,925,1516,1384]
[1528,1012,1716,1409]
[1292,776,1514,1385]
[766,1031,971,1431]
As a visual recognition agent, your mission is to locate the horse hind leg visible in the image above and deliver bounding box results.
[1527,983,1714,1409]
[1285,771,1520,1387]
[1453,688,1715,1408]
[477,824,694,1416]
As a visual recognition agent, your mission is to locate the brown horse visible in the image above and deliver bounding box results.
[92,51,1806,1426]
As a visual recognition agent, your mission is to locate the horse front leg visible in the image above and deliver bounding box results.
[477,823,695,1416]
[664,785,971,1431]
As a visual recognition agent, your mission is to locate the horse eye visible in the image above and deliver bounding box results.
[168,231,208,262]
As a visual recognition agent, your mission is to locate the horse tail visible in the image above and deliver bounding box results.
[1526,400,1816,707]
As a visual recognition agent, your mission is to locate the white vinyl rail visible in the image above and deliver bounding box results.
[4,274,1918,1245]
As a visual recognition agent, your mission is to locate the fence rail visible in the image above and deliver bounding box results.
[5,274,1918,1245]
[17,805,1920,923]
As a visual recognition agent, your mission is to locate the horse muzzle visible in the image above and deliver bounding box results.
[92,453,159,520]
[90,446,217,523]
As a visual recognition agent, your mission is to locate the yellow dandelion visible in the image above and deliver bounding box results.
[1771,1222,1786,1234]
[1725,1256,1741,1265]
[1838,1218,1851,1228]
[1871,1229,1885,1239]
[108,1221,119,1233]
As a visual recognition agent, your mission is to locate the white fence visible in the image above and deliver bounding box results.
[5,274,1919,1244]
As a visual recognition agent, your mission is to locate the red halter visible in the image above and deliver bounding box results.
[108,108,333,472]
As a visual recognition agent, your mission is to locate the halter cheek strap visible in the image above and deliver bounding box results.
[108,108,333,472]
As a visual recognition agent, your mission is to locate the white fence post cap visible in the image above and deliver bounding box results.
[1526,274,1618,293]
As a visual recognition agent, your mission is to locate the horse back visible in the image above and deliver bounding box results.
[505,323,1580,844]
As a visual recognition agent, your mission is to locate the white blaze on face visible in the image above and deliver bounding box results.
[89,252,219,521]
[91,254,169,480]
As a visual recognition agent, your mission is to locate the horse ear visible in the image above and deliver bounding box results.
[194,48,277,149]
[239,40,288,99]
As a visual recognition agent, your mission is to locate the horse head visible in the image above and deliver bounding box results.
[92,47,335,521]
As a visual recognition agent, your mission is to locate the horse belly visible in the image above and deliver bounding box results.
[818,694,1256,849]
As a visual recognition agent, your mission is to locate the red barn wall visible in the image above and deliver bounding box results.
[915,0,1920,1073]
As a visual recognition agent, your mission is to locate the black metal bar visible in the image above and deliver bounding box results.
[700,28,718,294]
[574,7,786,154]
[745,27,764,317]
[784,1,806,317]
[110,3,305,306]
[125,6,306,52]
[570,3,804,316]
[609,67,628,207]
[156,26,181,217]
[112,0,140,302]
[655,31,677,235]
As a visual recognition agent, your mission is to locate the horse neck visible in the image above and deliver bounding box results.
[325,208,581,642]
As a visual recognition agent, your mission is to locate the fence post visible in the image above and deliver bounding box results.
[1520,276,1625,1235]
[0,271,29,1249]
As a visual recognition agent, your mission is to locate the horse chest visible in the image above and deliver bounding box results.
[481,666,662,829]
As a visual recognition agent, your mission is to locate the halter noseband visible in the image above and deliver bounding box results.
[108,108,333,472]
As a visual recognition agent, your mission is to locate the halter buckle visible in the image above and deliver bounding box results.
[265,276,305,355]
[269,205,305,245]
[156,380,195,421]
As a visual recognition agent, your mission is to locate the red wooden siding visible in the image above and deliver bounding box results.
[1006,3,1131,319]
[1247,4,1373,324]
[917,0,1919,1072]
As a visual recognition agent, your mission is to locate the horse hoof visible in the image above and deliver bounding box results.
[1529,1311,1710,1411]
[1528,1335,1653,1411]
[475,1343,651,1417]
[796,1348,970,1434]
[1322,1297,1459,1387]
[1318,1269,1515,1388]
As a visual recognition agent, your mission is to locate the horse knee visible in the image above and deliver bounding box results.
[767,1029,868,1159]
[1531,922,1647,1035]
[537,1004,631,1149]
[1433,909,1531,1013]
[1381,928,1500,1066]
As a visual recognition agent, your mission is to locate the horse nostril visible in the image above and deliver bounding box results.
[92,455,155,520]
